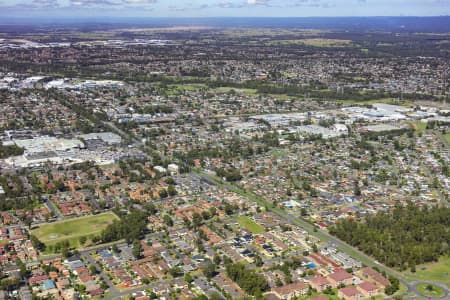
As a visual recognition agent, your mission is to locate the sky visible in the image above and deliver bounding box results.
[0,0,449,18]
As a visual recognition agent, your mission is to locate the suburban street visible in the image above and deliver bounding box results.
[197,171,450,300]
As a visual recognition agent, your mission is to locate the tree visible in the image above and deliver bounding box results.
[184,273,193,283]
[79,236,87,245]
[209,207,217,217]
[329,205,450,268]
[224,202,236,215]
[167,185,177,196]
[158,189,168,198]
[163,214,173,227]
[225,263,269,296]
[30,235,46,251]
[61,245,69,258]
[202,264,217,279]
[89,265,97,275]
[213,254,221,265]
[0,144,24,159]
[16,259,29,278]
[169,266,183,278]
[24,217,33,229]
[101,211,148,243]
[254,254,263,267]
[112,244,119,253]
[192,212,203,228]
[132,240,142,259]
[354,180,361,196]
[300,208,308,216]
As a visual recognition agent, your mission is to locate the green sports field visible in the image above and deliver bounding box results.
[237,216,265,234]
[444,133,450,145]
[31,212,119,250]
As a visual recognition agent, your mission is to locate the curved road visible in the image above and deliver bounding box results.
[104,121,449,299]
[410,281,449,300]
[197,171,449,300]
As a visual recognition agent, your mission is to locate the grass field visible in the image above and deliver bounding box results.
[404,257,450,284]
[416,283,445,297]
[236,216,265,234]
[32,212,119,250]
[394,283,409,297]
[336,98,411,106]
[214,87,258,95]
[410,121,427,134]
[271,150,287,158]
[168,83,207,91]
[444,133,450,145]
[270,38,353,47]
[299,38,353,47]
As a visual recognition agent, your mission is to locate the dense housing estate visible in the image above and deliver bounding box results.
[0,17,449,300]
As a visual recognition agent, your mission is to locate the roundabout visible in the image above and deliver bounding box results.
[411,282,449,299]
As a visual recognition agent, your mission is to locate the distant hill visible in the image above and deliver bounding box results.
[1,16,450,33]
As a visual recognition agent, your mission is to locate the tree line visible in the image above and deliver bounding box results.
[329,203,450,271]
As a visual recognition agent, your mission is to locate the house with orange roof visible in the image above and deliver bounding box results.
[338,286,361,300]
[357,281,381,297]
[271,281,308,299]
[309,276,331,292]
[327,269,353,287]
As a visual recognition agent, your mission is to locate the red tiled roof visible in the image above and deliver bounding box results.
[339,286,360,297]
[358,281,378,292]
[310,276,330,286]
[329,269,352,281]
[272,281,308,296]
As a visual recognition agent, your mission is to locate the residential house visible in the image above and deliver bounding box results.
[357,267,390,289]
[271,281,308,299]
[309,276,331,292]
[357,281,381,297]
[338,286,361,300]
[327,269,353,287]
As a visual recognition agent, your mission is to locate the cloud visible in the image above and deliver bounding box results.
[125,0,157,4]
[69,0,124,6]
[217,1,246,8]
[247,0,268,5]
[32,0,59,6]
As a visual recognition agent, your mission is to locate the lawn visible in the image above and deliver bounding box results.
[444,133,450,145]
[236,216,265,234]
[31,212,119,251]
[214,87,258,95]
[300,38,352,47]
[410,121,427,134]
[394,283,408,297]
[270,38,353,48]
[337,98,409,106]
[403,256,450,284]
[271,150,287,158]
[416,283,445,297]
[168,83,207,91]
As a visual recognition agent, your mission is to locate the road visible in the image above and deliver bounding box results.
[44,198,63,219]
[197,170,450,299]
[410,281,450,300]
[103,278,179,300]
[103,121,144,147]
[80,250,120,297]
[420,131,450,208]
[102,120,450,299]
